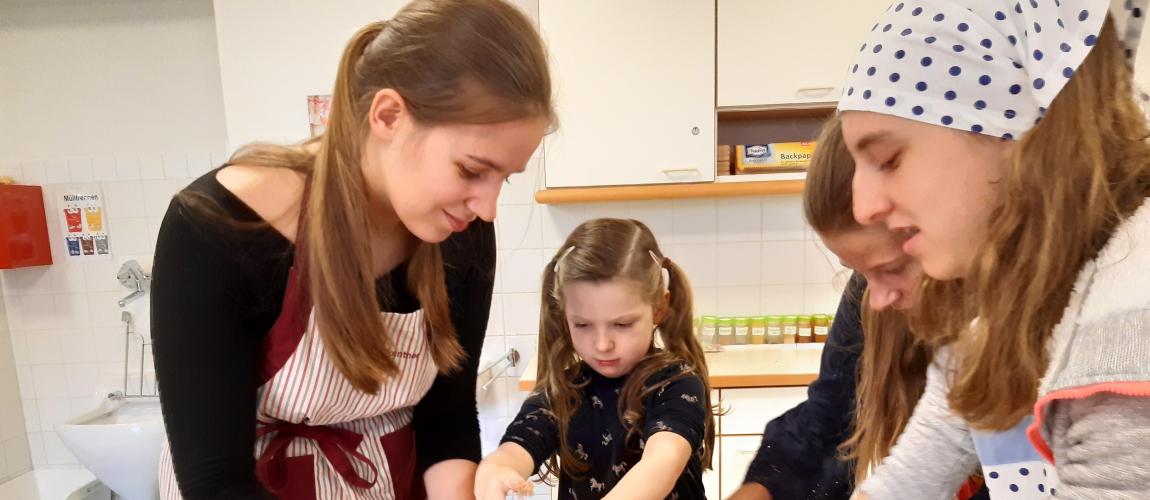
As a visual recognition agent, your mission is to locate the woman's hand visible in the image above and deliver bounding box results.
[474,443,536,500]
[726,482,773,500]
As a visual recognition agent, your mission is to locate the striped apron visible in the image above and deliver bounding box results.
[159,262,437,500]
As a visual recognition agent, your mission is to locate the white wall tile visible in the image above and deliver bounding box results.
[31,366,68,399]
[82,260,119,292]
[715,286,761,317]
[762,196,807,241]
[103,180,145,219]
[25,433,45,467]
[142,179,181,217]
[25,330,61,365]
[114,155,141,180]
[111,217,151,255]
[496,205,542,250]
[803,240,844,284]
[15,367,34,400]
[186,152,214,178]
[479,336,507,373]
[498,250,544,294]
[1,267,54,296]
[716,199,762,242]
[41,431,76,465]
[16,295,57,331]
[21,400,39,435]
[670,244,717,288]
[138,154,165,180]
[0,162,20,179]
[65,364,100,399]
[761,285,806,315]
[54,294,92,330]
[45,159,70,184]
[629,201,675,249]
[672,199,717,244]
[690,286,718,317]
[9,333,29,367]
[502,293,541,336]
[486,295,505,336]
[59,330,96,364]
[67,158,94,183]
[582,201,631,222]
[162,153,189,179]
[476,369,510,419]
[20,161,47,185]
[761,241,806,285]
[539,205,585,248]
[716,242,761,287]
[48,263,87,293]
[804,283,842,315]
[36,398,71,431]
[91,156,118,181]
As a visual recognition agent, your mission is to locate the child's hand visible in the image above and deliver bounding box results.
[474,461,533,500]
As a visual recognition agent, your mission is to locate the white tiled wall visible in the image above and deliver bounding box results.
[475,151,849,497]
[0,152,224,467]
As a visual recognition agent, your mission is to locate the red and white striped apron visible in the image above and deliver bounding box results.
[159,262,438,500]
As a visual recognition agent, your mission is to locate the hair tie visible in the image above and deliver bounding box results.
[553,246,576,272]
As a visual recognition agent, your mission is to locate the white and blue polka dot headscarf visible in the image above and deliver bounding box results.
[839,0,1149,140]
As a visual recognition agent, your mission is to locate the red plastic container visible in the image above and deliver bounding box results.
[0,184,53,269]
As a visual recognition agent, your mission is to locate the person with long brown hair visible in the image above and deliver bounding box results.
[474,218,716,500]
[150,1,552,498]
[729,117,986,500]
[841,1,1150,497]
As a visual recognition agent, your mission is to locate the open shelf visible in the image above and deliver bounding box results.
[533,105,833,205]
[534,172,805,205]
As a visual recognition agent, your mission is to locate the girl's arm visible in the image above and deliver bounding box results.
[476,392,561,500]
[855,351,979,500]
[603,432,693,500]
[1049,393,1150,498]
[475,443,536,500]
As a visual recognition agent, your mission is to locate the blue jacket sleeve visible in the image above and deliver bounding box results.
[741,274,865,500]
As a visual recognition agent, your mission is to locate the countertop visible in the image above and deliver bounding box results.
[516,344,824,391]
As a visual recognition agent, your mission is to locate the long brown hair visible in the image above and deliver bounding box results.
[912,17,1150,430]
[804,116,933,485]
[534,218,717,480]
[178,0,553,393]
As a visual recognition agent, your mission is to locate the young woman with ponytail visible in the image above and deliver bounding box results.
[475,218,717,500]
[150,1,552,498]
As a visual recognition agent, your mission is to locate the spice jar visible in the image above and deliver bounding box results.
[700,316,718,346]
[785,315,802,343]
[717,317,734,346]
[798,315,814,343]
[733,317,750,345]
[749,316,767,345]
[814,314,830,343]
[766,315,783,344]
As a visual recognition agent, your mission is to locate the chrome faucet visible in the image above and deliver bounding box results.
[117,260,151,307]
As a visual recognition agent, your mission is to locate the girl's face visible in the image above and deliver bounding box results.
[563,278,661,379]
[842,111,1011,280]
[364,89,547,243]
[821,224,923,311]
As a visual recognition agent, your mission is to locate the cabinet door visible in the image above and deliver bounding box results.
[540,0,716,188]
[718,0,890,108]
[718,435,762,499]
[719,386,808,435]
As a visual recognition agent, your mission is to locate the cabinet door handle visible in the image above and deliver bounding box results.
[796,86,836,96]
[736,448,758,455]
[662,168,701,179]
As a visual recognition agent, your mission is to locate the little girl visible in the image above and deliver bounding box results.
[474,218,716,500]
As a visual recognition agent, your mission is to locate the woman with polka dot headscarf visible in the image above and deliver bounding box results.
[835,1,1150,498]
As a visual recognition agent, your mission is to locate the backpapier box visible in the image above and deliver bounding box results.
[734,142,816,173]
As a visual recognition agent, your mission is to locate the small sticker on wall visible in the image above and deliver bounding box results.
[308,95,332,137]
[58,188,111,260]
